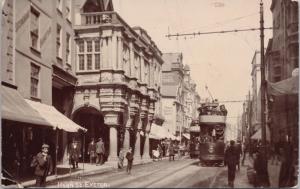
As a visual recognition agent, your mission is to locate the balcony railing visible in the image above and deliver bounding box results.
[81,12,116,25]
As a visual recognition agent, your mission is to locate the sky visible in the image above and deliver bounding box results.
[112,0,273,126]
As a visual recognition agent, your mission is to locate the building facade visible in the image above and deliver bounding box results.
[265,0,298,145]
[1,0,164,179]
[161,53,200,142]
[1,0,79,177]
[71,0,164,162]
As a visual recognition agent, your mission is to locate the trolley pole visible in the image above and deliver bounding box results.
[260,0,270,186]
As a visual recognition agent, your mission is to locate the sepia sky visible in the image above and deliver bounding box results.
[112,0,273,125]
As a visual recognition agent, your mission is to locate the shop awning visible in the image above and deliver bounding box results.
[190,125,200,132]
[25,99,87,133]
[1,85,51,126]
[182,133,190,140]
[150,124,176,140]
[251,127,270,141]
[267,76,298,96]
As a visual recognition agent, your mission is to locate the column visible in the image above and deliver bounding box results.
[129,41,134,77]
[143,119,151,160]
[100,37,104,69]
[104,113,119,163]
[112,34,117,69]
[108,126,118,162]
[140,54,145,83]
[123,117,132,150]
[134,119,142,161]
[108,37,113,69]
[117,37,123,70]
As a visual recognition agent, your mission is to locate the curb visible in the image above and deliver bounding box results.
[22,156,189,187]
[22,166,115,188]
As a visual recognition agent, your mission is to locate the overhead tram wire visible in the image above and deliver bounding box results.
[166,27,273,38]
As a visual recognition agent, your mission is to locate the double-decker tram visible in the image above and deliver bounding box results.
[189,120,200,158]
[198,100,227,166]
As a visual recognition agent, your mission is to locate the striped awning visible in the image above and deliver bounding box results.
[1,85,51,126]
[25,99,87,133]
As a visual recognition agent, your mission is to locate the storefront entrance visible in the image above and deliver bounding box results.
[72,107,109,162]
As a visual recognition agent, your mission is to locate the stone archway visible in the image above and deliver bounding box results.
[72,107,109,162]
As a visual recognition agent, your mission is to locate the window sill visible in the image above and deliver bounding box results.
[76,70,101,75]
[56,56,63,65]
[30,47,41,57]
[30,96,41,102]
[67,18,72,25]
[56,8,63,17]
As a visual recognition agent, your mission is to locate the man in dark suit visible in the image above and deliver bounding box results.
[31,144,53,187]
[69,139,81,169]
[88,138,97,164]
[225,140,238,188]
[96,138,105,165]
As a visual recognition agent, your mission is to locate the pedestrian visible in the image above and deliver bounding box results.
[254,147,270,187]
[126,147,134,174]
[68,139,81,169]
[235,142,242,171]
[96,138,105,165]
[88,138,96,164]
[168,142,175,161]
[118,148,125,169]
[224,140,238,188]
[157,144,163,160]
[30,144,53,187]
[241,142,247,166]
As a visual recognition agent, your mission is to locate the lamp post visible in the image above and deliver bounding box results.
[259,0,270,186]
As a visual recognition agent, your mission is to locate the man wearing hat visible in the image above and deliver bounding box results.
[68,138,81,169]
[225,140,238,188]
[88,138,97,164]
[31,144,53,187]
[96,138,105,165]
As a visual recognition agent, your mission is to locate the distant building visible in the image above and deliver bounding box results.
[161,53,200,142]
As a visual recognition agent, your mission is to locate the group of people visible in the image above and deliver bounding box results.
[68,137,106,169]
[198,103,228,116]
[152,141,180,161]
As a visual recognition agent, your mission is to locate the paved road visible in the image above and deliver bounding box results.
[46,158,232,188]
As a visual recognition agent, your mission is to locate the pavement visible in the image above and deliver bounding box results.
[21,154,183,188]
[240,155,281,188]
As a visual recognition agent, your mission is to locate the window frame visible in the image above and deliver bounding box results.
[56,24,62,58]
[30,7,40,51]
[30,63,40,98]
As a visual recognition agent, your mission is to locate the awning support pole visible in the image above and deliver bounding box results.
[82,132,85,174]
[55,128,58,178]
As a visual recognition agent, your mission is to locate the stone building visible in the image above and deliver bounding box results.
[265,0,298,145]
[161,53,200,142]
[1,0,81,178]
[71,0,164,162]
